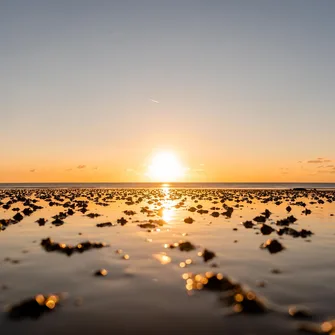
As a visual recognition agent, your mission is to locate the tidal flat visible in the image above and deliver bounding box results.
[1,187,335,334]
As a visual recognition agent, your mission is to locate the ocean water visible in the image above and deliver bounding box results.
[0,182,335,189]
[1,187,335,334]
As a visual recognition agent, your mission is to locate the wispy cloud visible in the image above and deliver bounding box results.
[317,170,335,174]
[77,165,86,169]
[65,168,72,172]
[279,167,289,175]
[29,169,36,173]
[307,158,332,164]
[149,98,160,104]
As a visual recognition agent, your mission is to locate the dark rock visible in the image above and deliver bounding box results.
[96,222,115,228]
[184,217,194,224]
[260,239,285,254]
[94,269,108,276]
[7,294,60,320]
[36,218,47,226]
[201,249,216,262]
[86,213,101,219]
[260,224,274,235]
[117,217,128,226]
[288,306,312,319]
[13,213,24,222]
[242,221,254,228]
[253,216,267,223]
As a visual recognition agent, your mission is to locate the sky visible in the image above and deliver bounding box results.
[1,0,335,182]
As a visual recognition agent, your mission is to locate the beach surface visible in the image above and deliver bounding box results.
[1,187,335,334]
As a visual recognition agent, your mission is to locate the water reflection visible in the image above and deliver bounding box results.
[159,184,176,223]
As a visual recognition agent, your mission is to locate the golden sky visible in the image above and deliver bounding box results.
[1,1,335,182]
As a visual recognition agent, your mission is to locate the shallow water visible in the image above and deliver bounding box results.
[1,188,335,334]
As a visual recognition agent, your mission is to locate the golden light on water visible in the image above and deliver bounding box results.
[153,253,171,265]
[161,207,174,223]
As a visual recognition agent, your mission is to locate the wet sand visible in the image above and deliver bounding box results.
[1,187,335,334]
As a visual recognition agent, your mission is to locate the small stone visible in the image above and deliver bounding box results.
[288,306,312,319]
[260,224,274,235]
[242,221,254,228]
[184,217,194,224]
[201,249,216,262]
[260,239,285,254]
[253,216,267,223]
[117,217,128,226]
[94,269,108,276]
[13,213,24,222]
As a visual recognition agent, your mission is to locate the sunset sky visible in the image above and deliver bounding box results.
[1,0,335,182]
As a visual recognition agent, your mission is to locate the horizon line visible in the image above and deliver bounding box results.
[1,181,335,184]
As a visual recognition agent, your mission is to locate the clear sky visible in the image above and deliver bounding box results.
[1,0,335,182]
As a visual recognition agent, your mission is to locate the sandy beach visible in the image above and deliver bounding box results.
[1,187,335,334]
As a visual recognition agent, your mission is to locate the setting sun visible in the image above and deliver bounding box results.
[147,152,185,182]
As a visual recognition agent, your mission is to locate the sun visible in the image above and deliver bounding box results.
[147,152,185,182]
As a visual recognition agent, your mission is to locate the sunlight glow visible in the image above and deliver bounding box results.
[147,152,185,182]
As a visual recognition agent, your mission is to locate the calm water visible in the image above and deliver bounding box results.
[1,187,335,334]
[1,182,335,189]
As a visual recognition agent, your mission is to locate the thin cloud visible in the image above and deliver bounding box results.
[307,158,332,164]
[149,98,160,104]
[29,169,36,173]
[317,170,335,174]
[307,160,323,164]
[77,165,86,169]
[65,168,72,172]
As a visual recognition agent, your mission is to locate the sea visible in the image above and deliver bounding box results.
[0,182,335,189]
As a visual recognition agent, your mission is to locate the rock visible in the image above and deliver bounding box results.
[36,218,47,226]
[243,221,254,228]
[123,210,136,216]
[302,208,312,215]
[96,222,115,228]
[169,241,196,252]
[22,208,33,216]
[260,239,285,254]
[201,249,216,262]
[253,216,267,223]
[260,224,274,235]
[184,217,194,224]
[94,269,108,276]
[40,238,108,256]
[288,306,312,319]
[286,206,292,212]
[184,272,236,292]
[188,207,197,212]
[277,227,313,238]
[13,213,24,222]
[276,215,297,226]
[52,218,64,226]
[7,294,60,320]
[261,209,272,218]
[137,223,156,229]
[222,206,234,218]
[86,213,101,219]
[117,217,128,226]
[211,212,220,218]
